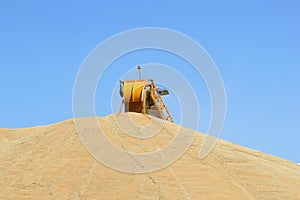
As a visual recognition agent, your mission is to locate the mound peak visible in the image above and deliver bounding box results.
[0,113,299,199]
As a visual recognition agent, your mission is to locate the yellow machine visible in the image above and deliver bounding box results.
[119,66,174,123]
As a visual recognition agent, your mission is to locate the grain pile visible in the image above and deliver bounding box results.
[0,113,299,199]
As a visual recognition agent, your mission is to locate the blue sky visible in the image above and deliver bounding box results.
[1,1,299,163]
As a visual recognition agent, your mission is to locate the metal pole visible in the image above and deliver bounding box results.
[137,65,142,80]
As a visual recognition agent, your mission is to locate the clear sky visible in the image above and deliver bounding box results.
[1,1,299,163]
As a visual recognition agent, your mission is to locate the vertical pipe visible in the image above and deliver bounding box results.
[137,65,142,80]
